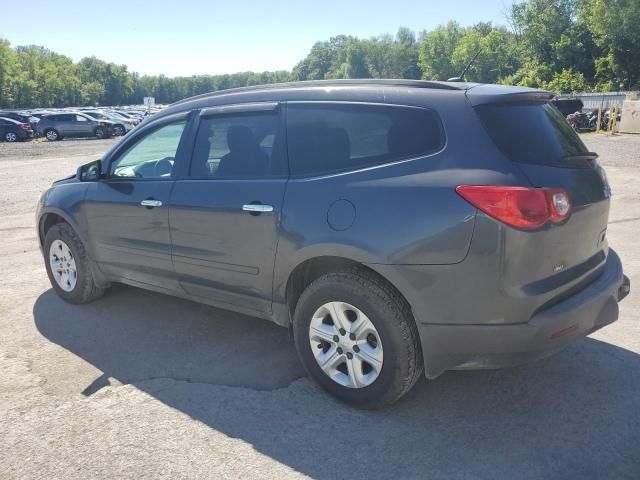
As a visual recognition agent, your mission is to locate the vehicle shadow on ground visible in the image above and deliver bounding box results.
[34,286,640,479]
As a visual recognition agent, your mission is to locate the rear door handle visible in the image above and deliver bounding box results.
[242,204,274,213]
[141,199,163,207]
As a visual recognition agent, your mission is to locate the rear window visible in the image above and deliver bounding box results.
[475,103,589,166]
[287,103,444,177]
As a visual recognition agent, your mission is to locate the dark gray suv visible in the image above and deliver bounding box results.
[36,80,630,408]
[36,112,113,141]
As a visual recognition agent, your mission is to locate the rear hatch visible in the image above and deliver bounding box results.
[471,91,611,303]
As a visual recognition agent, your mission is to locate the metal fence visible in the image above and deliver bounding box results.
[555,92,630,110]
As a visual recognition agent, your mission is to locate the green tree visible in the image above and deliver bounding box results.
[0,39,18,108]
[451,25,519,83]
[418,21,464,80]
[507,0,597,87]
[542,68,589,93]
[581,0,640,89]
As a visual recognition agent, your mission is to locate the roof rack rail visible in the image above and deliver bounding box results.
[172,79,467,106]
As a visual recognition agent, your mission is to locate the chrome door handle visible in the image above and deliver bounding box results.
[141,199,163,207]
[242,204,273,213]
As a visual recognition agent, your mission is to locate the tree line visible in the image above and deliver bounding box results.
[1,0,638,109]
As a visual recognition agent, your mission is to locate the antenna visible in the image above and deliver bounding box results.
[447,48,482,82]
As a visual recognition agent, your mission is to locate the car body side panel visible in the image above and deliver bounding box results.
[272,91,531,305]
[169,178,287,313]
[38,182,91,248]
[82,180,179,290]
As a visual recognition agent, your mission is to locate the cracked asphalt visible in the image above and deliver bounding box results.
[1,134,639,479]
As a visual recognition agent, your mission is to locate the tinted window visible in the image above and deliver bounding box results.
[287,103,444,177]
[110,121,186,179]
[475,103,589,165]
[190,112,285,178]
[552,98,584,116]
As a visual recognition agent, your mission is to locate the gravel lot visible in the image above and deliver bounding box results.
[1,134,639,479]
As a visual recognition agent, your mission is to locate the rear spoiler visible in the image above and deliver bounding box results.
[465,84,555,106]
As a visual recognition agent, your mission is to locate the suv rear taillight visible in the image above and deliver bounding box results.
[456,185,571,230]
[20,123,30,129]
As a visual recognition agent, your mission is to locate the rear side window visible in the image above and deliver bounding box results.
[190,112,285,178]
[475,103,589,166]
[287,103,444,177]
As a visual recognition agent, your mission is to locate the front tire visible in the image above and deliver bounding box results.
[44,223,106,304]
[293,267,423,408]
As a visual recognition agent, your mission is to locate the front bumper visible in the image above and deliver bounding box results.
[418,249,628,378]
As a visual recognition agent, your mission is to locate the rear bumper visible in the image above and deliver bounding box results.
[418,249,628,378]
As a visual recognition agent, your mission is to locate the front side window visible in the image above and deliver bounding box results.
[287,103,445,177]
[109,121,186,179]
[75,114,88,122]
[190,112,285,178]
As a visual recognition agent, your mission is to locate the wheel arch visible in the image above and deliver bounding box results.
[38,208,85,251]
[283,255,415,329]
[38,207,110,288]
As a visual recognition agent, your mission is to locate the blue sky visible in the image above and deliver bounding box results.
[3,0,511,76]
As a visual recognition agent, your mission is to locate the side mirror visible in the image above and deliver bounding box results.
[77,159,103,181]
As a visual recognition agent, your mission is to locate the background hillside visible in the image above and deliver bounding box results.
[1,0,638,108]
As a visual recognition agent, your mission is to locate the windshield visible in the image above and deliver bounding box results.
[475,103,590,166]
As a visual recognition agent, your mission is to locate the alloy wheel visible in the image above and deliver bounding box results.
[308,301,383,388]
[5,132,17,142]
[49,239,77,292]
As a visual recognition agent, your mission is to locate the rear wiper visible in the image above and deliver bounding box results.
[561,152,599,161]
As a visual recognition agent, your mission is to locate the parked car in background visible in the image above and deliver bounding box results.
[36,112,113,141]
[30,111,56,120]
[123,109,147,119]
[80,110,133,136]
[110,110,142,125]
[0,111,40,130]
[36,80,629,408]
[0,117,34,142]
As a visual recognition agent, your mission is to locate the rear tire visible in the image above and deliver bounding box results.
[45,129,59,141]
[44,222,106,304]
[113,125,125,136]
[4,131,17,142]
[293,267,423,409]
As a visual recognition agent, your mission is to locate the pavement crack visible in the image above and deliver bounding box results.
[81,373,306,397]
[609,216,640,225]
